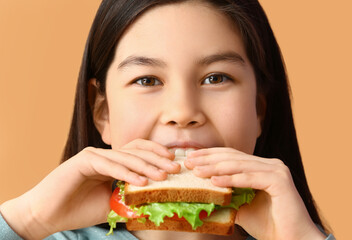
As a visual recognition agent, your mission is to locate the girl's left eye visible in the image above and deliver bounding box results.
[202,74,232,85]
[134,77,162,87]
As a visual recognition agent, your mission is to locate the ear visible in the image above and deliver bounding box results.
[88,78,111,145]
[256,93,267,138]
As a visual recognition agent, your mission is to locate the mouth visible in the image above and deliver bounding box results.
[166,142,204,156]
[169,148,196,157]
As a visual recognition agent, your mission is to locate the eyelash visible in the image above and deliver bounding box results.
[133,76,162,87]
[132,73,233,87]
[202,73,233,85]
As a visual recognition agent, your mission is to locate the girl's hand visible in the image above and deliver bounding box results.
[0,139,179,240]
[185,148,326,240]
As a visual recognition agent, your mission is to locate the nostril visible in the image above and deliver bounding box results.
[169,121,177,125]
[167,120,198,127]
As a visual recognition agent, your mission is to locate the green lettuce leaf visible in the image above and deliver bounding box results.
[227,188,256,210]
[138,202,215,230]
[106,210,127,236]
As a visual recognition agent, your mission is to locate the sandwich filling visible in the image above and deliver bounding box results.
[107,181,255,235]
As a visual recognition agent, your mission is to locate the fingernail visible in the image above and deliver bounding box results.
[184,159,191,165]
[138,176,147,180]
[212,176,219,180]
[139,176,147,182]
[171,161,179,166]
[166,150,175,158]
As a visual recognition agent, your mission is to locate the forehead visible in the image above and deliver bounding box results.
[114,1,248,67]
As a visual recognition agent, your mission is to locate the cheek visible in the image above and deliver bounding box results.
[107,95,157,149]
[227,108,259,154]
[209,93,259,154]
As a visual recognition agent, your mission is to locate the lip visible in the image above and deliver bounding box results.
[165,141,205,150]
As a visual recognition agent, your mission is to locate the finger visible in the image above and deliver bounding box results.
[211,173,273,190]
[187,147,245,158]
[211,168,294,196]
[193,160,275,178]
[122,138,174,159]
[79,150,148,186]
[186,152,236,169]
[119,148,180,174]
[87,148,168,181]
[186,151,271,169]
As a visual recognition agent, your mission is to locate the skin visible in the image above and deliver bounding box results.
[0,1,326,240]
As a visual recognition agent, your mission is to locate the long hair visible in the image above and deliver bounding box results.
[62,0,326,233]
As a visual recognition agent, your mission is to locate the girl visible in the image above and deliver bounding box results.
[0,0,335,239]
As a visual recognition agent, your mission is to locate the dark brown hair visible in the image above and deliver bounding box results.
[62,0,327,233]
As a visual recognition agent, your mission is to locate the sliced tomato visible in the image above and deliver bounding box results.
[110,187,143,218]
[169,210,213,221]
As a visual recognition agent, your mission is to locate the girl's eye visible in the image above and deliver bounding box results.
[134,77,162,87]
[202,74,232,85]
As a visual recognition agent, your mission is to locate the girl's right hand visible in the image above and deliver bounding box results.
[0,139,179,240]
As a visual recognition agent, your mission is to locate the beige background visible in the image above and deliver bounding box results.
[0,1,350,239]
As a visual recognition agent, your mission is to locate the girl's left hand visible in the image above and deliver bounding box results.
[185,147,326,240]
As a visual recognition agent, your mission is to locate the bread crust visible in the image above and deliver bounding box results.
[126,209,236,236]
[124,186,232,206]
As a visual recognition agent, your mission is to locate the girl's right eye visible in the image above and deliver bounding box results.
[134,76,162,87]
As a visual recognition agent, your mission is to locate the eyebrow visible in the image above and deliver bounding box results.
[197,51,245,66]
[117,51,245,70]
[118,55,167,69]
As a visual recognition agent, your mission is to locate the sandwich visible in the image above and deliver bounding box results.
[107,149,255,236]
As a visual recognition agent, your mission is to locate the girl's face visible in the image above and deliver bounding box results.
[99,1,262,154]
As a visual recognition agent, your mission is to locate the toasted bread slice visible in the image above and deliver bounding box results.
[124,156,232,206]
[126,207,236,236]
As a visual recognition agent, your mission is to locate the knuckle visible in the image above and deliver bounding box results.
[147,164,160,174]
[156,154,167,163]
[214,162,223,175]
[230,175,237,184]
[233,160,242,168]
[133,158,147,170]
[229,159,241,169]
[229,148,242,154]
[125,170,139,181]
[271,158,285,166]
[271,158,291,175]
[79,147,96,160]
[278,162,289,172]
[123,138,144,148]
[276,164,292,180]
[242,172,254,183]
[134,138,147,145]
[82,146,95,154]
[137,161,156,175]
[215,161,230,175]
[215,160,240,175]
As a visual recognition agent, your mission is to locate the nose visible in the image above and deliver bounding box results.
[160,84,206,128]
